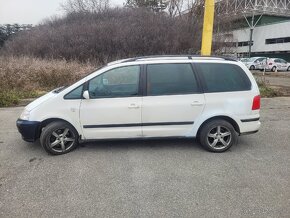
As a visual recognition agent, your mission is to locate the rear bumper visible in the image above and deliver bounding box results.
[240,130,259,136]
[16,119,40,142]
[239,119,261,135]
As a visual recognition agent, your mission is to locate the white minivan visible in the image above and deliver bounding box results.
[17,56,261,155]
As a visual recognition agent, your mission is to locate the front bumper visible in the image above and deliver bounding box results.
[16,119,40,142]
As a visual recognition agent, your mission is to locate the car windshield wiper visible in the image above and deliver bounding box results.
[52,86,67,93]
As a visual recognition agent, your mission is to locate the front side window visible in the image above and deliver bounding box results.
[88,65,140,98]
[146,63,199,96]
[196,63,251,93]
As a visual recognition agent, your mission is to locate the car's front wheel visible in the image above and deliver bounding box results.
[40,121,79,155]
[199,119,237,152]
[287,66,290,71]
[271,66,277,72]
[249,65,255,70]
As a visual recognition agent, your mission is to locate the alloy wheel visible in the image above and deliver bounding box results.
[207,125,232,150]
[49,128,76,153]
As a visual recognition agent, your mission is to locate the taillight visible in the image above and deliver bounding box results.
[269,63,273,65]
[252,95,261,110]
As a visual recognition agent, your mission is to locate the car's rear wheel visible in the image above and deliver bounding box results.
[287,66,290,71]
[40,121,79,155]
[271,66,277,72]
[199,119,237,152]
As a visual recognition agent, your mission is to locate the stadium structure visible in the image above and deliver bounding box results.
[214,0,290,60]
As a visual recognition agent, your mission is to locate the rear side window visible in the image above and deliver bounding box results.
[146,63,199,96]
[196,63,251,93]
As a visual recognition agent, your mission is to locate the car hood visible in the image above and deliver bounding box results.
[25,91,56,112]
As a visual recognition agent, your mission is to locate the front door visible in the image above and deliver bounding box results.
[80,65,142,139]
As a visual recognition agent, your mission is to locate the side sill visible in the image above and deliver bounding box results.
[79,136,196,143]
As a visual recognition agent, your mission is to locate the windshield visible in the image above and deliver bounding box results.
[248,57,257,62]
[240,58,248,62]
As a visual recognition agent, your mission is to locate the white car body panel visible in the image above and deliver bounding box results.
[25,91,57,112]
[142,94,205,137]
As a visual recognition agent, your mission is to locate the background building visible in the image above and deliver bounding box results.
[214,0,290,60]
[232,18,290,60]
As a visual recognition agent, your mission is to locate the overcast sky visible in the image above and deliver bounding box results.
[0,0,124,25]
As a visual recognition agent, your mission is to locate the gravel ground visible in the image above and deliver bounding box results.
[0,97,290,218]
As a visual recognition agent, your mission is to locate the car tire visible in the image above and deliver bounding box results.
[249,65,255,70]
[287,66,290,71]
[199,119,238,153]
[271,66,277,72]
[40,121,79,155]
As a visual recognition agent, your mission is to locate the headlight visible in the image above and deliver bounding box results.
[20,109,30,120]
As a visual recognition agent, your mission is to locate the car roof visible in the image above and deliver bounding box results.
[251,57,266,59]
[107,55,237,66]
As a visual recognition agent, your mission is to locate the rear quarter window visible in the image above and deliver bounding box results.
[196,63,252,93]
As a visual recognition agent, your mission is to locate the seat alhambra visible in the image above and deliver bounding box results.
[17,56,261,155]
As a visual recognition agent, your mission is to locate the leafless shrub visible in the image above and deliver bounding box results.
[2,8,200,63]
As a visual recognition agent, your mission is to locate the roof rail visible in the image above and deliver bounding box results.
[120,55,237,63]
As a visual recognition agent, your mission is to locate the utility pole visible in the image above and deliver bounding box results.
[201,0,215,56]
[244,13,263,58]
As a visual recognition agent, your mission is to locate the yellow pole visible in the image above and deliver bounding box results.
[201,0,215,56]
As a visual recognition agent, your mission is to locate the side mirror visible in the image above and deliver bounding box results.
[83,90,90,100]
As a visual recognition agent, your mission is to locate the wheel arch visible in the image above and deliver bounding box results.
[271,66,277,71]
[196,116,240,139]
[250,65,255,70]
[37,118,80,138]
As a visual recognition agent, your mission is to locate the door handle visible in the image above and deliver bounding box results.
[191,101,203,106]
[128,103,140,109]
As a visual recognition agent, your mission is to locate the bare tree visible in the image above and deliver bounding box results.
[165,0,184,17]
[61,0,110,13]
[124,0,167,12]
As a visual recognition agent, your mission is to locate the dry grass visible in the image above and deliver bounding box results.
[255,76,281,98]
[0,56,95,106]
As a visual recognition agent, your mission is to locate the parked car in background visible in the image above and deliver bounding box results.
[17,56,261,155]
[243,57,267,70]
[267,58,290,72]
